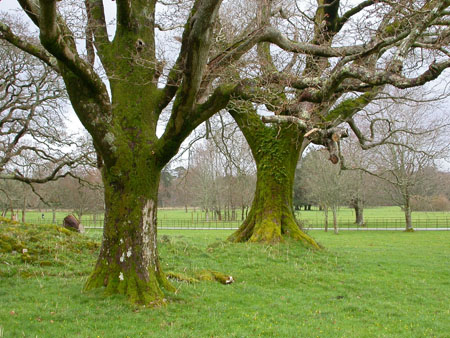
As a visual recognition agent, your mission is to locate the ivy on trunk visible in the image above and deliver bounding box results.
[228,108,320,248]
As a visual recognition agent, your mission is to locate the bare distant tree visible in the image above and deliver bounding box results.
[172,166,193,212]
[0,179,21,219]
[36,179,65,223]
[350,99,450,231]
[0,35,94,185]
[300,149,346,234]
[169,113,255,220]
[208,113,256,220]
[409,167,450,211]
[63,170,103,224]
[339,138,375,226]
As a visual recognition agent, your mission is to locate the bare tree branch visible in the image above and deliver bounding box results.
[0,22,59,72]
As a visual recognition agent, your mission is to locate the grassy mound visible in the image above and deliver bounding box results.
[0,218,100,278]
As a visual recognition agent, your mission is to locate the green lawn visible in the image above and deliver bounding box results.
[1,221,449,337]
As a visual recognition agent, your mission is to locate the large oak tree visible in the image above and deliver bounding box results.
[225,0,450,244]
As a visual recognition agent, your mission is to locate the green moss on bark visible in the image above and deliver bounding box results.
[228,110,320,249]
[166,270,234,284]
[197,270,234,284]
[166,271,200,284]
[325,92,373,122]
[85,260,171,306]
[84,138,174,305]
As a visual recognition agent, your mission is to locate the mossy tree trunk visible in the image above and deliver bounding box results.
[85,158,174,304]
[228,109,320,248]
[80,70,179,302]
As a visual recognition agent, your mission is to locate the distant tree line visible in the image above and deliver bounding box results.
[158,114,256,221]
[3,106,449,230]
[0,168,103,224]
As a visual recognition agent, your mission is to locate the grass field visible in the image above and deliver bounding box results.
[6,206,450,229]
[1,220,449,337]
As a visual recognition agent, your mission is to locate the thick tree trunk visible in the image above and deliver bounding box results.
[351,198,365,226]
[85,163,174,305]
[355,205,364,227]
[403,189,414,232]
[404,204,414,232]
[18,0,231,307]
[228,116,319,248]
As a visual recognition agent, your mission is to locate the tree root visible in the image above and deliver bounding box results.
[166,270,234,285]
[166,271,199,283]
[229,213,321,249]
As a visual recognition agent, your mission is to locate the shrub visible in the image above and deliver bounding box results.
[431,195,450,211]
[411,195,450,211]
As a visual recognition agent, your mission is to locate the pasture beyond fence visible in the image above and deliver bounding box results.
[29,216,450,231]
[10,207,450,230]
